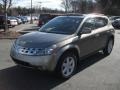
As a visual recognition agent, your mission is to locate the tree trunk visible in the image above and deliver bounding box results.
[4,11,8,32]
[3,1,9,32]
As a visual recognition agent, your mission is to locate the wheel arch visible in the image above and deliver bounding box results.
[108,35,115,44]
[55,45,80,69]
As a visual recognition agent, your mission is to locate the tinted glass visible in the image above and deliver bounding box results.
[39,16,83,35]
[39,14,50,23]
[95,18,108,29]
[82,18,95,30]
[110,16,120,20]
[0,16,5,25]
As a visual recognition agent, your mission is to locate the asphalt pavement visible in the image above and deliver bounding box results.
[0,30,120,90]
[9,22,39,32]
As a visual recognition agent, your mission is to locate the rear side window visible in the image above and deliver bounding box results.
[39,14,50,22]
[0,16,5,24]
[94,17,108,29]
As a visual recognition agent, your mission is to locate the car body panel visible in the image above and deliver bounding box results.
[17,32,75,48]
[10,14,115,71]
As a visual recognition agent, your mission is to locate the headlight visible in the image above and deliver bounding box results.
[21,48,54,56]
[37,48,54,56]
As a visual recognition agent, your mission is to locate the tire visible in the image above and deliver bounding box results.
[55,52,77,79]
[103,38,114,55]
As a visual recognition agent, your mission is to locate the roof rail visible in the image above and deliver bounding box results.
[87,13,105,15]
[65,13,83,16]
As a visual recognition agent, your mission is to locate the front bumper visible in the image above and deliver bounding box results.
[10,47,57,71]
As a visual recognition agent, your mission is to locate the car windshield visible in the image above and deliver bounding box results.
[39,16,83,35]
[8,17,16,19]
[110,16,120,20]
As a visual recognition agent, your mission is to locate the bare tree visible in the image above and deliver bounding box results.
[61,0,72,13]
[0,0,12,32]
[61,0,96,14]
[95,0,112,13]
[71,0,79,13]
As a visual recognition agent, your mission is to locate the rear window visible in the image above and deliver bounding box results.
[39,14,57,23]
[0,16,5,20]
[0,16,5,24]
[39,14,50,21]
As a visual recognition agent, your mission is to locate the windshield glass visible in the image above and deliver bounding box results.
[39,16,83,35]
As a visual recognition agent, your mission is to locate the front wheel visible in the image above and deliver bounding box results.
[103,38,114,55]
[55,52,77,79]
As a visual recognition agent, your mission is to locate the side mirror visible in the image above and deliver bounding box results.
[81,27,92,34]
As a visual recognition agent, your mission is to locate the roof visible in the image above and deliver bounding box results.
[62,13,107,19]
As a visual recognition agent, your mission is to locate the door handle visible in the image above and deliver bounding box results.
[95,34,100,37]
[107,30,110,33]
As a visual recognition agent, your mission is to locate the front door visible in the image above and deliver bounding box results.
[78,18,98,57]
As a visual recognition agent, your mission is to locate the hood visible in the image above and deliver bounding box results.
[17,32,74,48]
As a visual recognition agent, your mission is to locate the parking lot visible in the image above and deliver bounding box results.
[0,28,120,90]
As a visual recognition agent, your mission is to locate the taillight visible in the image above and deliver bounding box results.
[38,20,43,26]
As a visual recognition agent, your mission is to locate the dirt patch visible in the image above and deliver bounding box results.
[0,31,21,39]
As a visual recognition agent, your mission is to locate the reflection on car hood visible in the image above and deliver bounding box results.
[18,32,74,48]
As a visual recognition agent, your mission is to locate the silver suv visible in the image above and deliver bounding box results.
[10,14,115,79]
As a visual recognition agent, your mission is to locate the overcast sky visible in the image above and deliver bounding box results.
[14,0,62,10]
[14,0,97,10]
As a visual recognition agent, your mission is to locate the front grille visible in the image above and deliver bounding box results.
[12,58,43,70]
[13,58,33,67]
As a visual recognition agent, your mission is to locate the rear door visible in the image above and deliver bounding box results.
[92,17,109,50]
